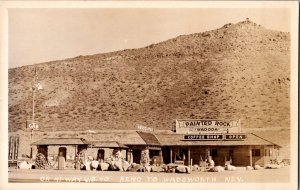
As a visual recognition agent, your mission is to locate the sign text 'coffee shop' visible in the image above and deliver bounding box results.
[184,134,247,141]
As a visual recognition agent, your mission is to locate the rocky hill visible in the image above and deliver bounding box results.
[8,19,290,132]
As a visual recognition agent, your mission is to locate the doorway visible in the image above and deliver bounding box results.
[132,149,141,164]
[38,145,48,160]
[162,147,170,164]
[58,147,67,160]
[97,149,105,161]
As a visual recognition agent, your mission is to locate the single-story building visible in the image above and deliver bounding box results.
[31,138,88,161]
[156,133,281,166]
[31,131,281,167]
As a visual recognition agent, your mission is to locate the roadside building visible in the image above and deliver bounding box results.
[29,119,282,168]
[156,133,281,167]
[31,138,88,161]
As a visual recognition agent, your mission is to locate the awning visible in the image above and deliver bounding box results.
[137,131,161,146]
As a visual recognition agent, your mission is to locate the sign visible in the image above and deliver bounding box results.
[137,124,153,132]
[29,123,39,130]
[8,136,19,161]
[8,136,14,160]
[224,134,247,140]
[26,120,39,130]
[14,136,19,160]
[183,134,247,141]
[175,119,241,134]
[184,134,223,140]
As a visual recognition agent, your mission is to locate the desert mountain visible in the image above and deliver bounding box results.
[8,19,290,132]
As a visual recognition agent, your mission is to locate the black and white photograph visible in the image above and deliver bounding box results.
[0,1,298,190]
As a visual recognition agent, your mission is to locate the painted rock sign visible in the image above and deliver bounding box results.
[175,119,241,134]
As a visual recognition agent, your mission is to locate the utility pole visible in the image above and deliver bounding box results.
[30,67,43,158]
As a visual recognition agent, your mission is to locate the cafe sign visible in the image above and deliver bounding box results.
[184,134,223,140]
[184,134,247,141]
[175,119,241,134]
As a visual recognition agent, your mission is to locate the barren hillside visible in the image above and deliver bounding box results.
[9,19,290,132]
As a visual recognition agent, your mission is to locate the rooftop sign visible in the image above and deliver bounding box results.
[137,124,154,132]
[175,119,241,134]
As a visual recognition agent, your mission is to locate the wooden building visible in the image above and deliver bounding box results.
[156,133,281,167]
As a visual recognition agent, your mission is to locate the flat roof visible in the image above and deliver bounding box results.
[86,131,147,145]
[31,138,87,145]
[88,141,128,148]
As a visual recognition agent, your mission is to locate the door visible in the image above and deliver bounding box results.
[162,146,170,164]
[97,149,105,161]
[58,147,67,160]
[132,149,141,164]
[38,145,48,160]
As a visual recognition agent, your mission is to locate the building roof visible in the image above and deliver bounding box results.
[31,138,87,145]
[86,131,147,145]
[137,131,161,146]
[155,133,281,147]
[87,141,128,148]
[31,131,281,148]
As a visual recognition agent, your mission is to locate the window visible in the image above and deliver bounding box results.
[150,150,160,158]
[265,149,270,156]
[210,149,218,157]
[175,148,188,160]
[252,149,261,157]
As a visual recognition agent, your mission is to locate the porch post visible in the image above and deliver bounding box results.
[249,146,252,166]
[170,147,173,163]
[263,146,266,166]
[206,147,210,159]
[188,146,191,166]
[159,149,163,164]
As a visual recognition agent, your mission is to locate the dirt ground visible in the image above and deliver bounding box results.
[8,166,290,183]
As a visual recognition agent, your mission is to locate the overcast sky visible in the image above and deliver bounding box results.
[8,8,290,68]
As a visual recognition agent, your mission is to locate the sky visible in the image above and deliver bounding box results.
[8,8,291,68]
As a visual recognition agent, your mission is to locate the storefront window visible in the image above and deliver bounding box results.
[210,149,218,157]
[252,149,261,157]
